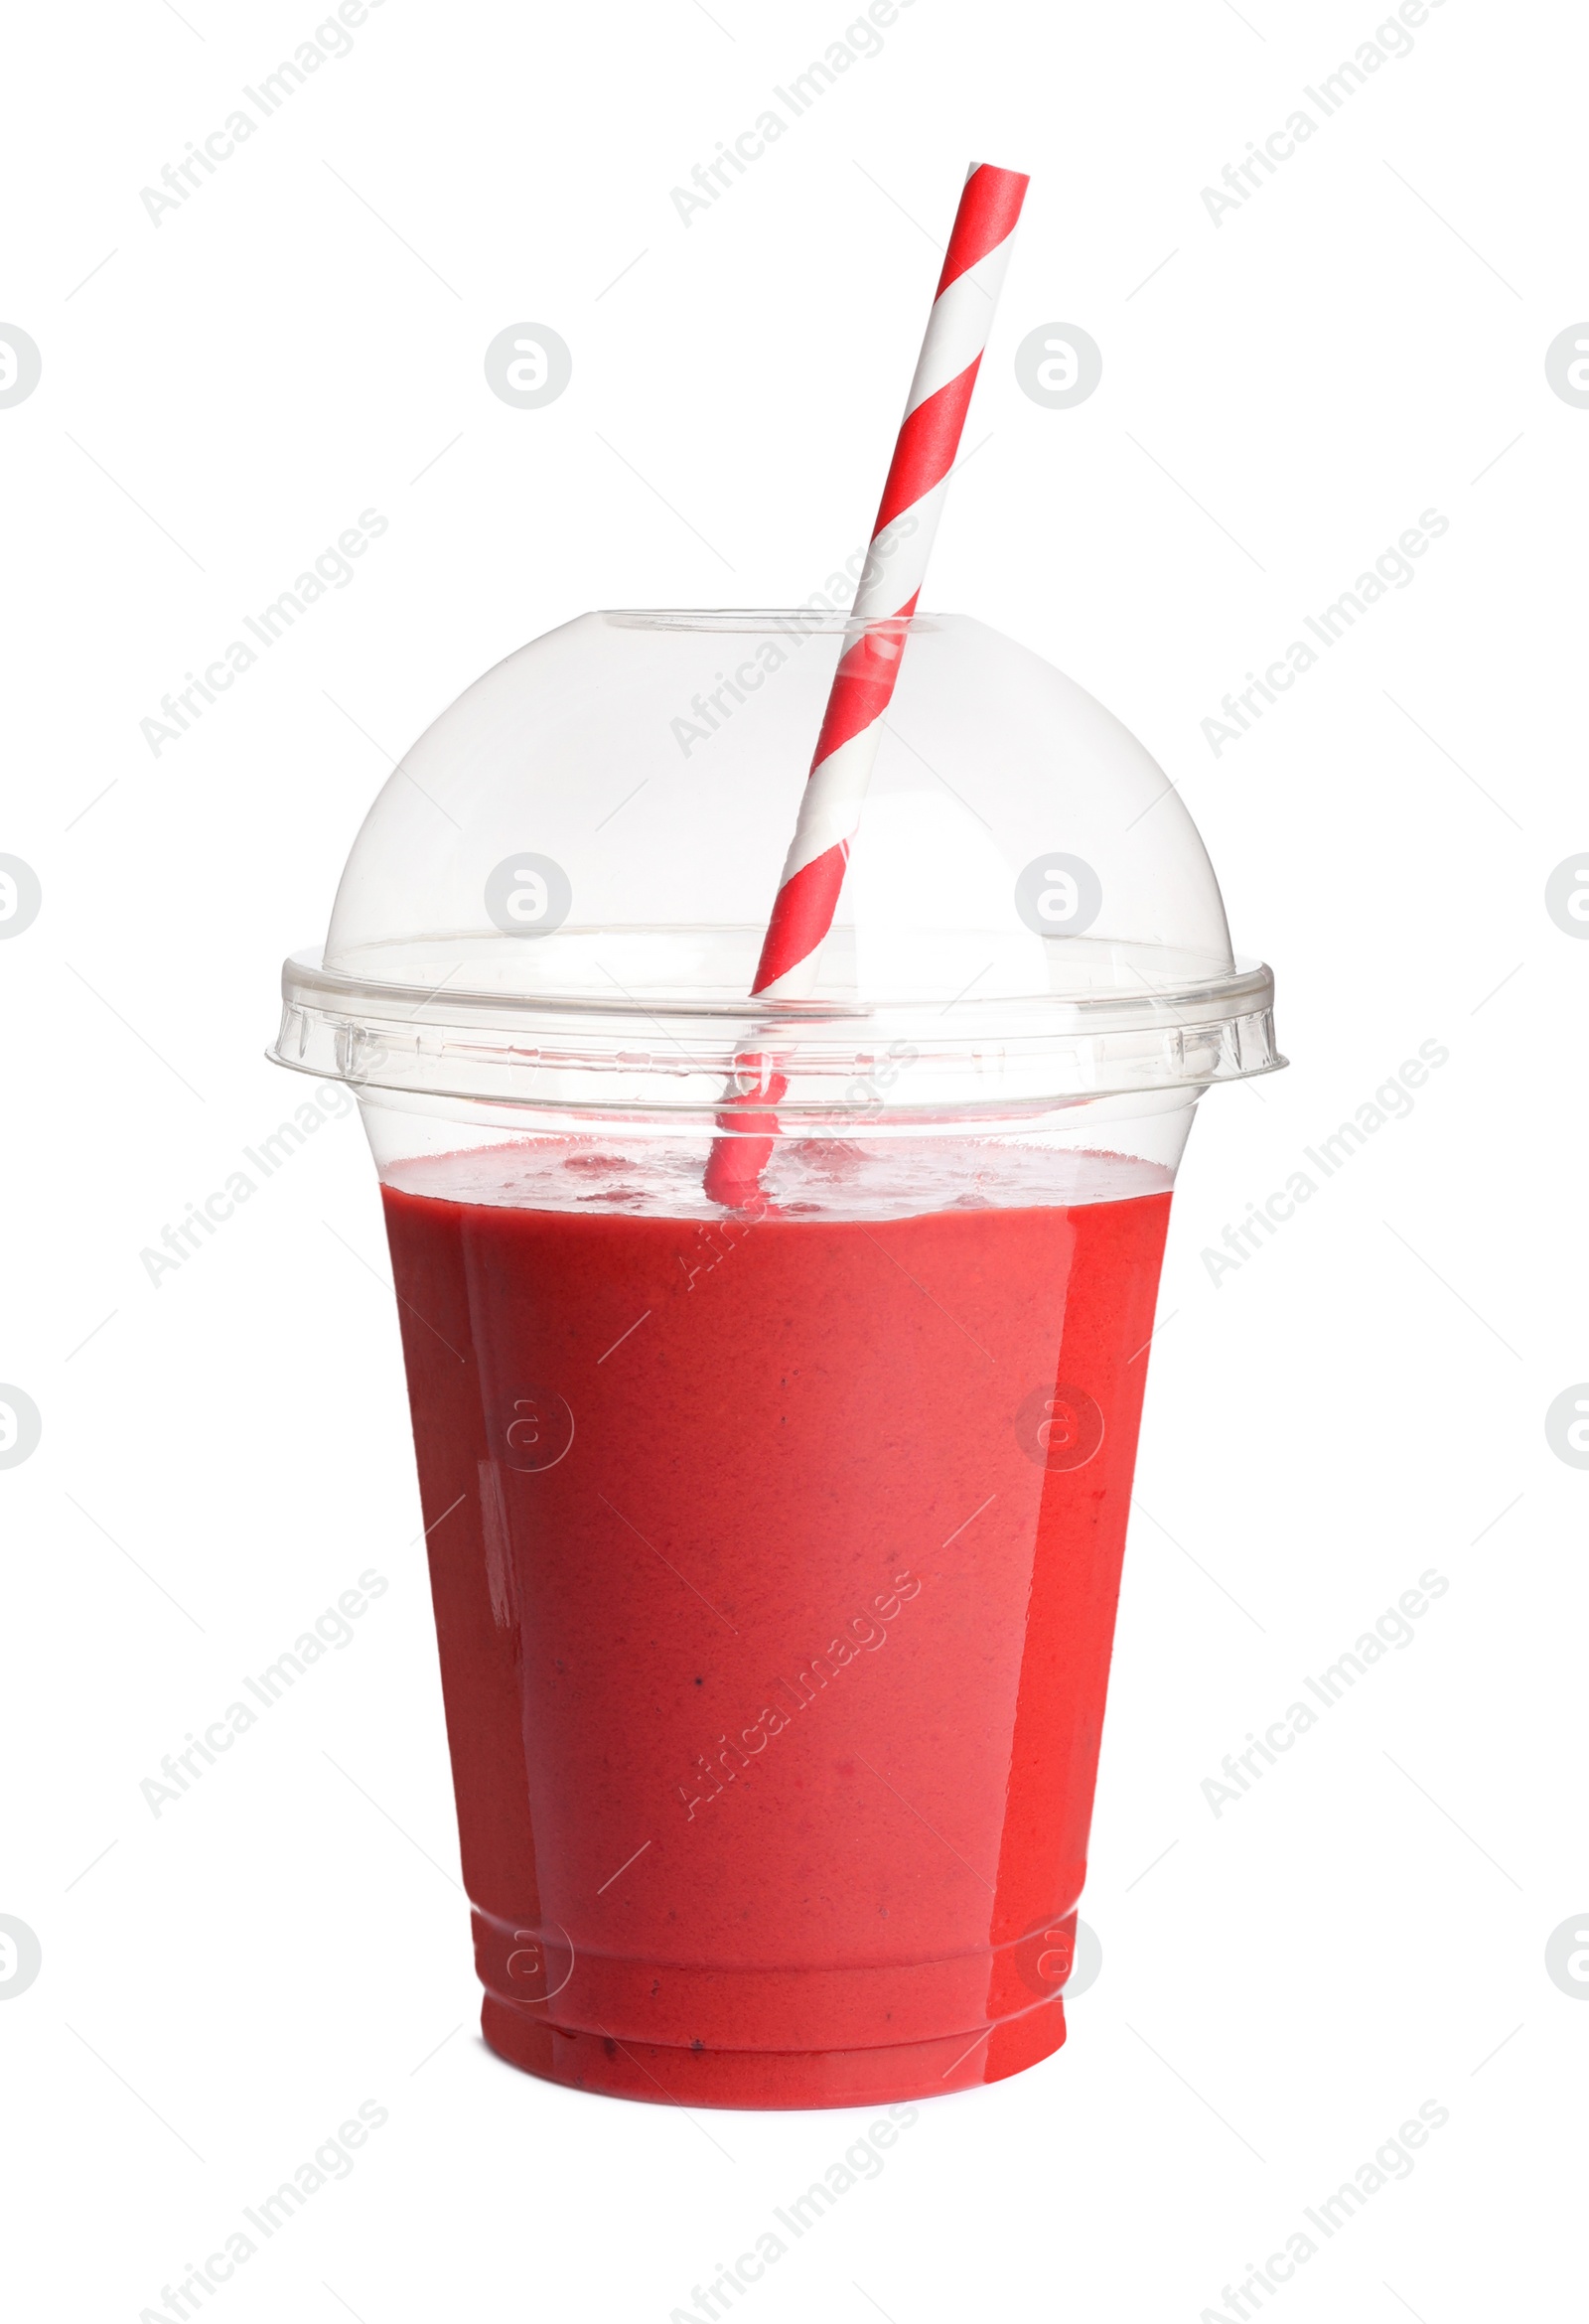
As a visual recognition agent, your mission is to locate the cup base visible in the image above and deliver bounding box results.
[480,1992,1067,2109]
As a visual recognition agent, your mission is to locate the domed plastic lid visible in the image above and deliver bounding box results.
[271,611,1281,1118]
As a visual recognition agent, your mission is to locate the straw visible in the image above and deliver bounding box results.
[704,160,1030,1208]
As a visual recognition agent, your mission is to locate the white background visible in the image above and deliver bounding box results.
[2,0,1583,2316]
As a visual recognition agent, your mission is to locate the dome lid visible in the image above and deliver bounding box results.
[272,610,1281,1117]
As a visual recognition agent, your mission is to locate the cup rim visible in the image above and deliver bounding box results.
[269,944,1283,1112]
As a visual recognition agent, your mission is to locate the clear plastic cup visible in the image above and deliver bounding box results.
[271,611,1281,2108]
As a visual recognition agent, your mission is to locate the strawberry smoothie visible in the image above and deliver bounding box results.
[379,1137,1171,2108]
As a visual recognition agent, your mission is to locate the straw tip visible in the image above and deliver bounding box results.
[966,159,1032,189]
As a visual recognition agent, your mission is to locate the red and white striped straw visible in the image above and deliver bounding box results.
[753,160,1029,1000]
[704,160,1028,1207]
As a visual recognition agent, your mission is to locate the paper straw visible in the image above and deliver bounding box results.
[704,159,1029,1208]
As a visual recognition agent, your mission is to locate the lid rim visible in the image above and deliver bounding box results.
[269,945,1282,1110]
[285,944,1276,1027]
[266,1045,1289,1113]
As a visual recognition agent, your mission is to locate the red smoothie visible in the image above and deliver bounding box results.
[380,1138,1170,2108]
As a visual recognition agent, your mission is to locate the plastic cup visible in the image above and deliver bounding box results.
[271,611,1280,2108]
